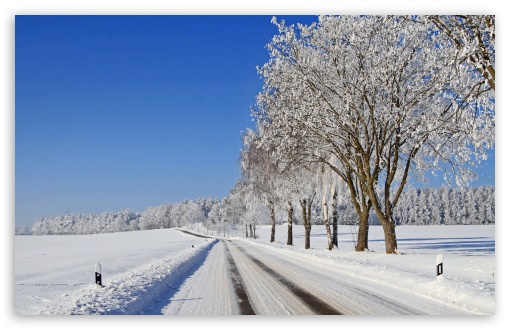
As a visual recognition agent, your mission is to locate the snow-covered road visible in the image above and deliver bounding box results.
[151,235,476,315]
[155,239,240,315]
[15,225,495,316]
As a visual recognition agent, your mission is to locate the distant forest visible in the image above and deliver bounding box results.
[15,185,495,236]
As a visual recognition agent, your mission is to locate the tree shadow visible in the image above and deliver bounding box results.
[398,238,495,253]
[365,237,496,253]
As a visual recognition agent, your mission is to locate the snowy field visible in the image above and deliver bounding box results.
[12,224,499,326]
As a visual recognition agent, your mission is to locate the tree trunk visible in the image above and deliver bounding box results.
[245,223,248,238]
[332,188,338,248]
[249,223,254,239]
[323,196,333,250]
[366,181,398,254]
[307,200,313,247]
[287,201,293,246]
[301,200,311,249]
[270,203,276,243]
[380,217,398,253]
[343,169,372,252]
[356,210,370,251]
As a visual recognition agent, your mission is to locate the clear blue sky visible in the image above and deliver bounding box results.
[15,15,321,226]
[15,15,495,227]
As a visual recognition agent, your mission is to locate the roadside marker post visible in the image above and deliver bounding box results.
[436,254,443,278]
[95,263,103,288]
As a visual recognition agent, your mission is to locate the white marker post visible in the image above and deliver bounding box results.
[436,254,443,279]
[95,263,102,288]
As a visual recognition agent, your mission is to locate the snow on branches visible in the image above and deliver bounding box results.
[251,15,495,253]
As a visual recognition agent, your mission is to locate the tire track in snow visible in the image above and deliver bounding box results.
[223,242,256,315]
[175,229,256,314]
[228,240,342,315]
[236,239,468,315]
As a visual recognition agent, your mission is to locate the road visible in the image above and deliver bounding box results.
[145,231,472,315]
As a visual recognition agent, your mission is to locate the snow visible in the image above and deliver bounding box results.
[11,224,502,327]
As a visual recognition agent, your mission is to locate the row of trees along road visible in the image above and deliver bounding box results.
[241,15,494,253]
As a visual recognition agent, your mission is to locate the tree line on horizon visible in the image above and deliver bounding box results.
[15,185,494,236]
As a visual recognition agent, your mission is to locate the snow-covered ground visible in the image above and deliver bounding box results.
[12,224,499,325]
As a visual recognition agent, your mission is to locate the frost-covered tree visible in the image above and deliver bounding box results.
[221,180,256,238]
[290,165,318,249]
[389,185,494,226]
[254,15,494,253]
[271,159,313,247]
[31,210,141,235]
[317,165,334,250]
[425,15,495,91]
[240,128,283,242]
[206,202,222,235]
[15,225,33,235]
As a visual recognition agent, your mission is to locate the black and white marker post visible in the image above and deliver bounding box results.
[436,254,443,279]
[95,263,103,288]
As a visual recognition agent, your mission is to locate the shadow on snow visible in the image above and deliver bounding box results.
[138,239,218,315]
